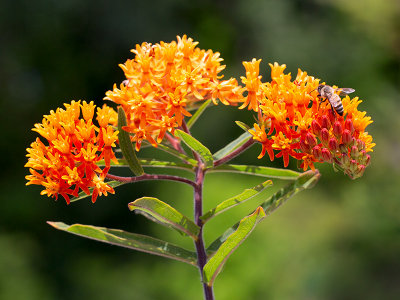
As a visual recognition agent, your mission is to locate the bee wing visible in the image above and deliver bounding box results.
[336,88,355,96]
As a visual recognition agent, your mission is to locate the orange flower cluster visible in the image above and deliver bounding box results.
[247,62,374,179]
[104,35,243,151]
[25,101,119,204]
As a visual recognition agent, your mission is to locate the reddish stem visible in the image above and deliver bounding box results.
[213,138,256,167]
[105,173,196,187]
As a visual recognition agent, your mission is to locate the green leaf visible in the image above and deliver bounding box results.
[156,143,198,166]
[203,207,266,286]
[128,197,200,240]
[201,180,272,223]
[187,99,212,129]
[209,164,301,180]
[261,170,320,216]
[207,170,320,253]
[213,131,253,161]
[235,121,251,131]
[117,107,144,176]
[175,130,214,168]
[70,181,125,203]
[48,222,197,266]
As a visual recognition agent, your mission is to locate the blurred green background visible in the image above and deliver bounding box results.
[1,0,399,299]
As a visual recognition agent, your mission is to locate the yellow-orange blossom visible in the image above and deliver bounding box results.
[26,35,375,204]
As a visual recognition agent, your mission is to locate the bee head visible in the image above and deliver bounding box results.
[317,84,325,94]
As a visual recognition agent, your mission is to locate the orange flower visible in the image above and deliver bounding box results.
[104,35,245,150]
[248,61,374,179]
[25,101,118,204]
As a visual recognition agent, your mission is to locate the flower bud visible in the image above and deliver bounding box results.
[350,159,358,173]
[332,121,342,139]
[339,143,347,153]
[341,153,350,166]
[342,129,352,146]
[344,119,355,134]
[364,154,371,167]
[311,120,321,136]
[357,139,366,152]
[320,128,330,145]
[321,148,332,163]
[329,137,339,152]
[321,115,331,130]
[350,145,358,159]
[312,145,322,160]
[300,140,311,153]
[305,133,317,148]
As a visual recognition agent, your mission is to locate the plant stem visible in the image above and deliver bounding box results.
[193,163,214,300]
[105,173,196,187]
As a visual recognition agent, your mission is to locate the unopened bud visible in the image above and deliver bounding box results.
[342,129,352,146]
[332,121,342,139]
[350,145,358,159]
[350,159,358,173]
[341,153,350,166]
[339,143,347,153]
[329,137,339,151]
[364,154,371,167]
[357,139,366,152]
[321,148,332,163]
[321,115,331,130]
[344,119,355,134]
[300,140,311,153]
[311,120,321,136]
[312,145,322,160]
[305,133,317,148]
[320,128,330,145]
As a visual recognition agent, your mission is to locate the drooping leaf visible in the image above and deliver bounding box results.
[117,107,144,176]
[209,164,301,180]
[213,131,253,161]
[48,222,197,266]
[203,207,266,286]
[128,197,200,240]
[201,180,272,223]
[70,181,125,203]
[235,121,251,131]
[207,170,320,253]
[175,130,214,167]
[187,99,212,129]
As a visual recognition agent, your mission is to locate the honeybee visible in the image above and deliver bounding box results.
[317,84,355,116]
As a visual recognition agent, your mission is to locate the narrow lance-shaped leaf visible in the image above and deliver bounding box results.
[213,131,253,161]
[209,164,301,180]
[117,107,144,176]
[48,222,197,266]
[201,180,272,223]
[70,181,125,203]
[203,207,266,286]
[207,170,320,253]
[262,169,320,216]
[235,121,251,131]
[187,99,211,129]
[175,129,214,167]
[128,197,200,240]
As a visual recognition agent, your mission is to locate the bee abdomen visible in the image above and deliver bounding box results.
[335,104,344,116]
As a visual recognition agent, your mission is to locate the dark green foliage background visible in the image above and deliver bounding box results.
[1,0,399,299]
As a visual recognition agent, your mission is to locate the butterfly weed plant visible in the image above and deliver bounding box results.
[25,35,374,300]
